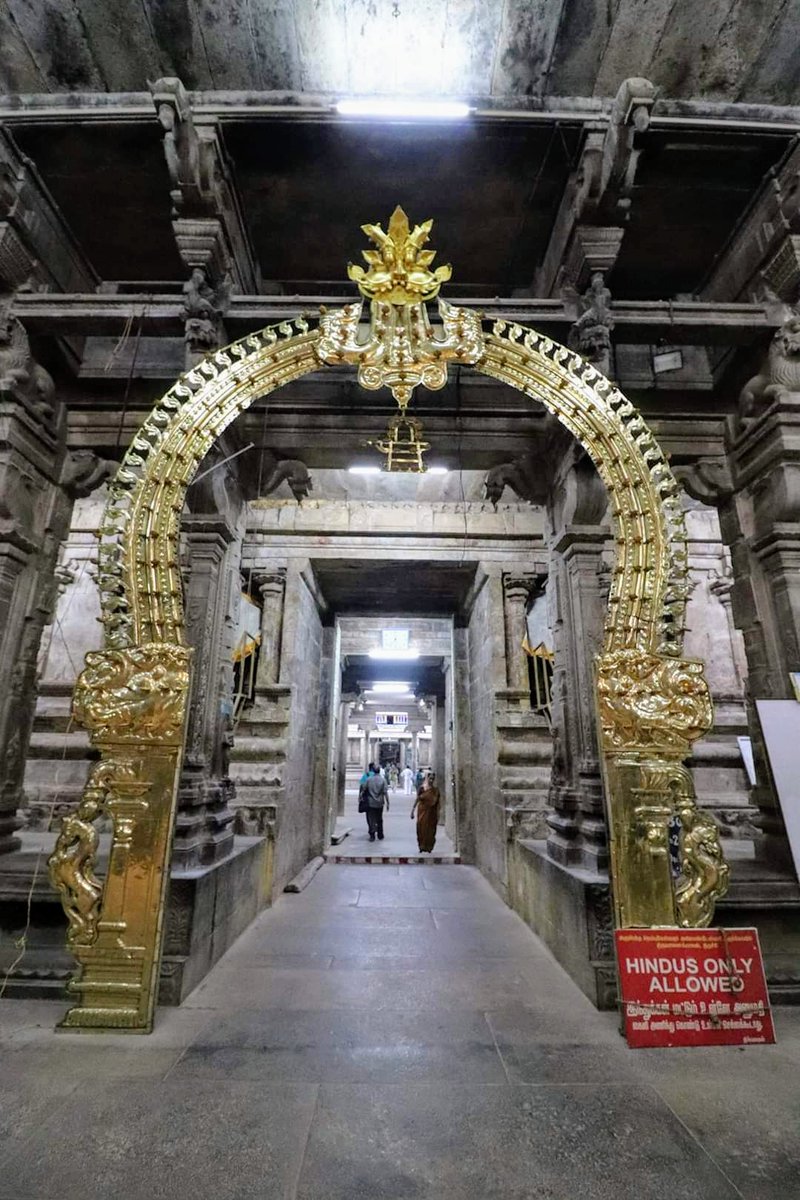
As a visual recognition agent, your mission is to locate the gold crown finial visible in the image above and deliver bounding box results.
[347,206,452,304]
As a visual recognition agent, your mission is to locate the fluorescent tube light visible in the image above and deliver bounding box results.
[348,465,382,475]
[426,466,449,474]
[367,649,420,661]
[367,682,411,694]
[336,99,470,120]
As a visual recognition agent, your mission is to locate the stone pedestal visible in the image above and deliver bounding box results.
[0,831,268,1003]
[160,836,268,1004]
[507,838,615,1009]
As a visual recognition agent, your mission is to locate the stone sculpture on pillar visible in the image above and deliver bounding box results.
[181,266,231,357]
[569,272,614,378]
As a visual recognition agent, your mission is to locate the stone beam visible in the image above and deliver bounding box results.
[11,292,781,346]
[2,92,800,131]
[702,135,800,302]
[0,128,97,294]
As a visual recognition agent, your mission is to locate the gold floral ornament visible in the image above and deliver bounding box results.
[318,206,484,408]
[347,206,452,304]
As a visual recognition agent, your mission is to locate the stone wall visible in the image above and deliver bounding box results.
[467,570,508,895]
[272,562,327,892]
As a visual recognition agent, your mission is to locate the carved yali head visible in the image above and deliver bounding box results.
[596,649,713,754]
[73,643,191,743]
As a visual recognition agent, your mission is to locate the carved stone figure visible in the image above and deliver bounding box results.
[262,458,313,503]
[483,453,544,507]
[570,272,614,374]
[0,297,55,422]
[61,450,117,499]
[181,267,230,352]
[738,308,800,426]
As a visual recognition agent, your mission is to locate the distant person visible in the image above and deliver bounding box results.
[358,763,375,831]
[411,771,440,854]
[415,767,424,793]
[365,763,390,842]
[401,765,414,795]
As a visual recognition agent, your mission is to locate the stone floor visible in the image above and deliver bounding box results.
[1,862,799,1200]
[326,785,458,862]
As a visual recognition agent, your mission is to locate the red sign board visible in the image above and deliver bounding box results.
[615,927,775,1048]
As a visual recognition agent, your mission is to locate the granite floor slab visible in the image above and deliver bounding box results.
[1,862,796,1199]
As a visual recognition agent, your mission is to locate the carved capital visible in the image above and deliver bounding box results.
[254,569,287,599]
[596,649,713,755]
[72,643,192,745]
[502,572,535,603]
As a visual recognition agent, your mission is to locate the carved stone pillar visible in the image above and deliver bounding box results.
[174,514,238,868]
[502,573,533,700]
[723,388,800,869]
[336,693,357,817]
[0,313,68,853]
[546,528,609,869]
[545,450,611,872]
[254,569,287,688]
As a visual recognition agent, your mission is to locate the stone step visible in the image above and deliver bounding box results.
[324,852,462,865]
[26,731,93,759]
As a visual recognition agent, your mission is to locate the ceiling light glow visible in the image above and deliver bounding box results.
[336,99,470,120]
[426,466,449,474]
[366,682,411,694]
[348,465,382,475]
[367,649,420,660]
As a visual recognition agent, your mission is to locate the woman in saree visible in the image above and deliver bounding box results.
[411,771,440,854]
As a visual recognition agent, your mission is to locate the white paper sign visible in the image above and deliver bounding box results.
[756,700,800,884]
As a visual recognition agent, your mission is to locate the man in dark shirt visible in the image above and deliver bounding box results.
[364,764,389,842]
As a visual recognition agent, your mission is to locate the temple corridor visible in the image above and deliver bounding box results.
[2,861,799,1200]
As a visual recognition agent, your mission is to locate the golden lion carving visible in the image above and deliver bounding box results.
[73,643,191,743]
[596,649,713,754]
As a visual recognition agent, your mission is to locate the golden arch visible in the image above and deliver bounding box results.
[49,215,728,1031]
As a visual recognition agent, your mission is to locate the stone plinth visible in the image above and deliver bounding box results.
[0,831,267,1004]
[507,838,615,1009]
[159,836,268,1005]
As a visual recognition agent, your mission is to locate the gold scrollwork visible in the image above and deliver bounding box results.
[48,757,138,948]
[596,649,713,754]
[674,783,731,928]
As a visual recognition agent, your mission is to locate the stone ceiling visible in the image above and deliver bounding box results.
[1,0,799,105]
